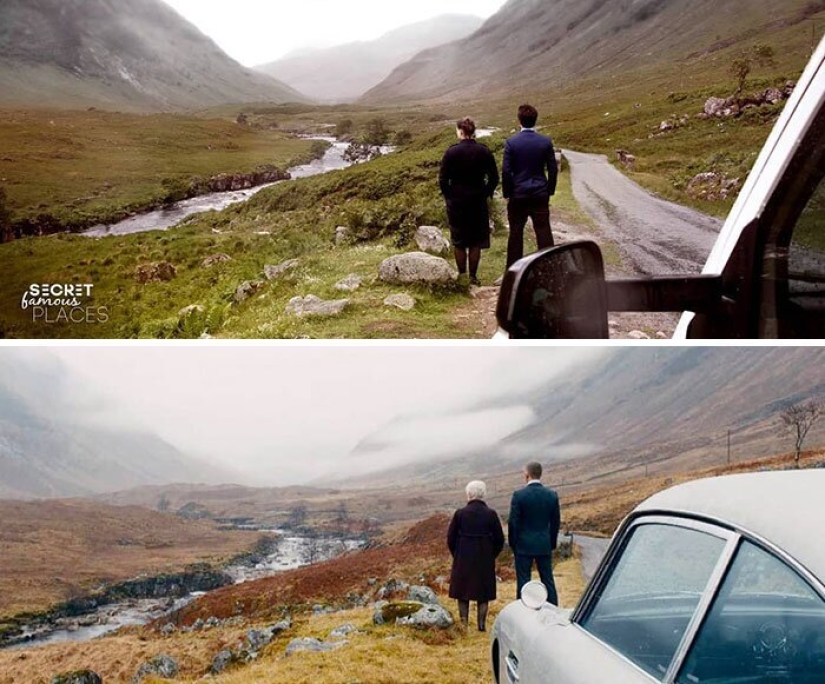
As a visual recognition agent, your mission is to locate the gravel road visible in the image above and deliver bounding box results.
[574,535,612,584]
[565,150,724,275]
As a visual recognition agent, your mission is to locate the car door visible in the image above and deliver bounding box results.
[526,517,737,684]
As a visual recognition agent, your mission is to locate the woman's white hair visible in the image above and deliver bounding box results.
[466,480,487,501]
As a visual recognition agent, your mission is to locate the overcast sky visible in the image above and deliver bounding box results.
[41,347,604,485]
[161,0,508,66]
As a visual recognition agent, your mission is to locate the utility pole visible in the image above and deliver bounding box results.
[727,429,731,466]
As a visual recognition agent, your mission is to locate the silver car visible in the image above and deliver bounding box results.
[491,471,825,683]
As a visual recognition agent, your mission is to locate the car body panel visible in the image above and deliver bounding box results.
[491,471,825,683]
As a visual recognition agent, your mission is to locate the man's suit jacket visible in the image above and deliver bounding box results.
[508,482,561,557]
[502,130,558,200]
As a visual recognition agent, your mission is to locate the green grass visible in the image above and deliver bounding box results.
[0,109,320,230]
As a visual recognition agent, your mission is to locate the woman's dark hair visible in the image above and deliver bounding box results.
[456,117,476,138]
[518,104,539,128]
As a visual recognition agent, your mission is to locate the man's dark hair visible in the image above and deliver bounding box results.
[518,104,539,128]
[456,117,476,138]
[525,462,543,480]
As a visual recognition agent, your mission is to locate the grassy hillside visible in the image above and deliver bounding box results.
[0,126,589,339]
[0,500,259,618]
[0,109,319,231]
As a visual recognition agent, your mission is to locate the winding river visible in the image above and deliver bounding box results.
[82,136,361,238]
[8,530,366,650]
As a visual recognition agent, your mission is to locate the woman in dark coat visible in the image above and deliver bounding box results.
[439,117,499,286]
[447,480,505,631]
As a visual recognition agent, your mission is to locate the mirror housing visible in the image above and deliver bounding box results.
[520,581,549,611]
[497,242,609,339]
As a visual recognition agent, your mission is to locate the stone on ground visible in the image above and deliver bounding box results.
[379,253,457,286]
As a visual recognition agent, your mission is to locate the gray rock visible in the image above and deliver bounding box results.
[335,274,363,292]
[160,623,176,636]
[285,637,347,655]
[234,280,264,305]
[378,253,458,286]
[408,586,439,605]
[329,623,357,639]
[372,601,389,625]
[134,262,176,284]
[286,295,350,318]
[178,304,205,318]
[270,617,292,634]
[247,628,274,652]
[205,616,221,628]
[210,649,235,674]
[191,618,205,631]
[335,226,350,245]
[202,253,233,268]
[414,226,451,255]
[52,672,103,684]
[396,604,454,630]
[264,259,299,281]
[703,97,729,118]
[627,331,651,340]
[384,293,416,311]
[367,578,378,586]
[132,654,178,683]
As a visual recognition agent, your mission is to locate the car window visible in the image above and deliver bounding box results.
[580,523,727,681]
[677,540,825,684]
[785,175,825,337]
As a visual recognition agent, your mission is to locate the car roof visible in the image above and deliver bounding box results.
[634,470,825,581]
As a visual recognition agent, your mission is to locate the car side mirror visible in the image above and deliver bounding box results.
[520,581,548,610]
[496,242,609,339]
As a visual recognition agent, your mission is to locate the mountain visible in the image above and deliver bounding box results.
[255,14,484,103]
[0,352,233,499]
[344,348,825,485]
[363,0,821,103]
[0,0,305,111]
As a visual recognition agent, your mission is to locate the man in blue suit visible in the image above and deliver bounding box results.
[508,461,561,604]
[502,104,559,268]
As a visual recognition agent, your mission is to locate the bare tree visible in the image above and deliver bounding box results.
[780,399,823,468]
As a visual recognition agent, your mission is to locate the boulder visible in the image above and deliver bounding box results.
[414,226,451,255]
[375,579,411,601]
[210,649,235,674]
[264,259,299,281]
[134,262,176,284]
[384,294,416,312]
[132,654,178,683]
[160,623,176,636]
[408,586,439,605]
[285,637,347,655]
[375,601,425,625]
[335,226,350,245]
[270,617,292,634]
[396,604,454,630]
[764,87,784,105]
[52,673,102,684]
[246,628,274,652]
[335,274,363,292]
[234,280,265,305]
[202,253,232,268]
[286,295,350,318]
[178,304,205,318]
[329,623,357,639]
[379,253,458,286]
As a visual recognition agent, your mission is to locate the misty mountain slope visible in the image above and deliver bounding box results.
[255,14,483,102]
[0,353,230,499]
[363,0,819,103]
[343,348,825,486]
[0,0,305,111]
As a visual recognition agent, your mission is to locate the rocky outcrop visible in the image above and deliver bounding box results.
[384,294,416,311]
[335,275,363,292]
[286,637,348,655]
[52,672,102,684]
[202,253,233,269]
[286,295,350,318]
[206,166,290,193]
[379,253,458,286]
[209,618,292,673]
[134,262,176,284]
[234,280,265,305]
[264,259,299,281]
[132,654,178,683]
[686,172,741,202]
[699,83,795,120]
[414,226,451,255]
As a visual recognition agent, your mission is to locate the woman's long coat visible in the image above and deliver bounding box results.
[447,500,505,602]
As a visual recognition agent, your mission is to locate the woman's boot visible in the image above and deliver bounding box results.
[478,602,489,632]
[458,600,470,628]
